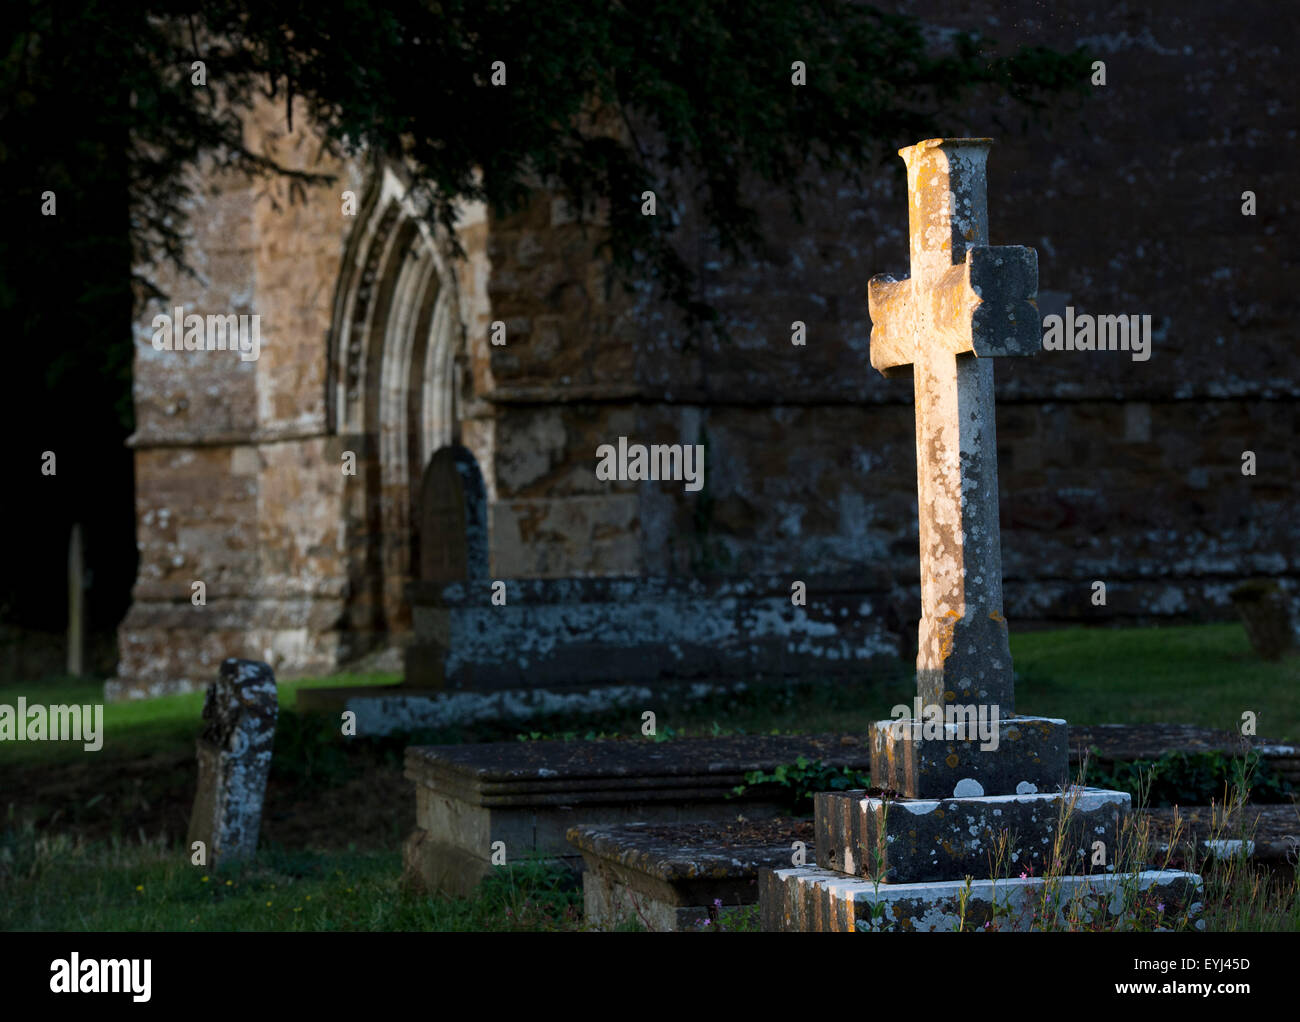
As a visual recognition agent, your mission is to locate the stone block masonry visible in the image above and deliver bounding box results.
[869,715,1069,800]
[114,1,1300,700]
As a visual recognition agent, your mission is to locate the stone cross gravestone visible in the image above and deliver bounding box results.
[760,139,1203,930]
[867,138,1064,798]
[187,658,278,869]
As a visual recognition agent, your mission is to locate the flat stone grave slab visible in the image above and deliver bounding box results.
[570,817,813,931]
[1068,724,1300,797]
[404,573,899,691]
[1069,723,1299,778]
[403,734,869,897]
[1145,804,1300,869]
[566,799,1277,932]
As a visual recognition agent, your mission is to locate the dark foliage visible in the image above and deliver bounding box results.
[0,1,1090,637]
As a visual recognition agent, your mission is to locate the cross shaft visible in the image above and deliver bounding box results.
[868,139,1039,713]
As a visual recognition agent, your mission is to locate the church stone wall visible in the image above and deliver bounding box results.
[114,2,1298,697]
[470,0,1298,622]
[114,98,364,697]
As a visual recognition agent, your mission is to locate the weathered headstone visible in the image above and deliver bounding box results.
[1230,579,1298,660]
[760,139,1203,930]
[187,658,278,869]
[416,446,489,583]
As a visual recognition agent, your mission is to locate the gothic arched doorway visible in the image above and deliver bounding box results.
[327,162,469,654]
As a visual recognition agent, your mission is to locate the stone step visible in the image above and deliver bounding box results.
[815,786,1128,883]
[870,715,1069,799]
[760,865,1204,932]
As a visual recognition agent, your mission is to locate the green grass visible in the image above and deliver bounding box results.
[4,809,1293,932]
[1011,623,1300,741]
[639,621,1298,741]
[628,622,1297,740]
[2,621,1298,931]
[4,623,1293,768]
[0,824,582,931]
[0,671,399,767]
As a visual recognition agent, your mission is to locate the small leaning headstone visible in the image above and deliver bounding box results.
[187,658,278,869]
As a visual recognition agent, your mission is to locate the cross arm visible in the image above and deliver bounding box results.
[867,245,1040,377]
[965,245,1039,358]
[867,274,916,378]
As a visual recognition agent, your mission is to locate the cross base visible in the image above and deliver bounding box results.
[870,715,1069,799]
[759,866,1204,932]
[815,787,1128,884]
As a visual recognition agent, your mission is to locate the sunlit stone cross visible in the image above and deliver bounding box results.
[868,138,1038,715]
